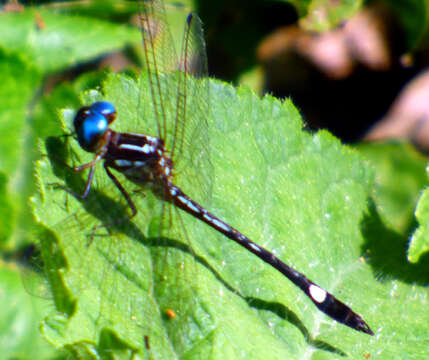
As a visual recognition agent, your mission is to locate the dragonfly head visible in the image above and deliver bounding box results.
[74,101,116,152]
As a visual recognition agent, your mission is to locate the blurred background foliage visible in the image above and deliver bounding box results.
[4,0,429,145]
[1,0,429,358]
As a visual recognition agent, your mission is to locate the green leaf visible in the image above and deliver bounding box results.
[0,263,59,360]
[0,49,41,174]
[355,141,429,265]
[355,141,428,235]
[4,1,429,358]
[385,0,427,49]
[0,45,112,358]
[0,6,140,74]
[299,0,363,31]
[409,165,429,263]
[0,49,41,249]
[32,73,384,359]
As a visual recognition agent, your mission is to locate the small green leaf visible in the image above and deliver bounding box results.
[356,141,428,235]
[299,0,363,31]
[385,0,427,49]
[0,49,42,249]
[409,165,429,263]
[0,264,58,360]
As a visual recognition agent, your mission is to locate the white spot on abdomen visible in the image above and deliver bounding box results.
[309,284,327,303]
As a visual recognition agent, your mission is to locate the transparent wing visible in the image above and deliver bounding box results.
[136,0,178,140]
[135,3,212,353]
[20,243,52,299]
[172,12,212,206]
[146,199,202,355]
[32,132,173,356]
[136,0,212,205]
[28,1,213,355]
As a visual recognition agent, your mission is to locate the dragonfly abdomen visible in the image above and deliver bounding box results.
[168,183,374,335]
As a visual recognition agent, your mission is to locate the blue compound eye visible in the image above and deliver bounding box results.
[74,107,108,152]
[90,101,116,124]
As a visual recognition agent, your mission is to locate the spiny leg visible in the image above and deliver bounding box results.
[98,164,138,230]
[84,164,139,247]
[49,153,104,199]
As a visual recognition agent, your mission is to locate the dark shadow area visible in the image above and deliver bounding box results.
[198,1,428,148]
[270,62,417,142]
[361,198,429,285]
[147,232,356,353]
[246,297,347,356]
[198,0,297,82]
[46,136,145,240]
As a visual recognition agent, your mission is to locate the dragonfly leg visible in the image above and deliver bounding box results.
[84,164,138,245]
[90,164,137,232]
[55,153,104,172]
[49,154,104,199]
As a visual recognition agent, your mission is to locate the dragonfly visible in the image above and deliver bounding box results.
[48,0,373,345]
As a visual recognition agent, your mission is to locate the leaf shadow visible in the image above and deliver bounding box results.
[361,197,429,285]
[245,297,347,356]
[45,135,146,239]
[147,235,349,356]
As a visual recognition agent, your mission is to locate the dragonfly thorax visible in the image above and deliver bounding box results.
[106,131,174,188]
